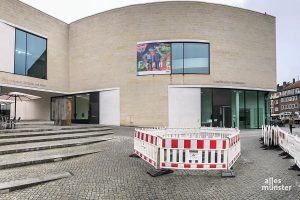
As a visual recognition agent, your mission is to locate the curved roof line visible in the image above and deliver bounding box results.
[69,1,275,24]
[17,0,275,25]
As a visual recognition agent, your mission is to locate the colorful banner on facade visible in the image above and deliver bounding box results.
[137,42,171,75]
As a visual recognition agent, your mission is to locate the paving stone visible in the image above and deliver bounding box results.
[0,127,298,200]
[0,171,72,193]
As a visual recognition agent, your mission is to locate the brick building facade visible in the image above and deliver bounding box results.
[271,79,300,119]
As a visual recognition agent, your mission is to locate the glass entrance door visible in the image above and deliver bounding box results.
[220,106,231,128]
[212,89,232,128]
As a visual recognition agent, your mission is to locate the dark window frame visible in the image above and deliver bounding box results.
[14,28,48,80]
[171,42,210,75]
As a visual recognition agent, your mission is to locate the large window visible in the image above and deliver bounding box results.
[258,92,266,128]
[51,93,100,124]
[75,94,90,120]
[201,89,270,129]
[171,42,209,74]
[15,30,27,75]
[245,91,258,129]
[171,43,184,73]
[201,88,212,126]
[137,41,209,75]
[14,29,47,79]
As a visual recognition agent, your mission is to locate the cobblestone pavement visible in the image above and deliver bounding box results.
[0,127,299,200]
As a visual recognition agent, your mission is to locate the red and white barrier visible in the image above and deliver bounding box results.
[133,129,162,168]
[227,131,241,169]
[133,127,241,171]
[262,125,300,169]
[160,137,228,170]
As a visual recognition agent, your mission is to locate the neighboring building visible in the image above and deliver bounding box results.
[0,0,276,128]
[271,79,300,119]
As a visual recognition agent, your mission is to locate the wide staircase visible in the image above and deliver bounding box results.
[0,123,114,192]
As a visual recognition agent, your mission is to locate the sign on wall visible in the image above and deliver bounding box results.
[137,42,171,75]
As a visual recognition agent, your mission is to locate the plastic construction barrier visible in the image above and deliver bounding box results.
[262,125,279,148]
[133,127,241,173]
[261,125,300,170]
[287,134,300,169]
[278,128,289,153]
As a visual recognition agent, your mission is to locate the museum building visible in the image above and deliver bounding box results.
[0,0,276,128]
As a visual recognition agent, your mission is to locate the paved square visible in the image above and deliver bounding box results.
[0,127,299,200]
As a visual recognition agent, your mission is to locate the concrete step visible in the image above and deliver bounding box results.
[0,171,72,193]
[0,131,113,146]
[0,143,105,169]
[0,127,112,139]
[0,127,55,134]
[0,124,108,134]
[18,120,54,124]
[61,125,109,130]
[0,136,113,155]
[15,121,54,126]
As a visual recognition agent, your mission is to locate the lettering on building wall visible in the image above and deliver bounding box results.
[214,80,246,85]
[0,78,47,88]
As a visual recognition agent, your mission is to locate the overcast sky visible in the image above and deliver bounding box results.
[19,0,300,85]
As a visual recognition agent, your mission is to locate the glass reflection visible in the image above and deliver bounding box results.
[171,43,184,73]
[184,43,209,73]
[14,29,47,79]
[26,34,47,79]
[15,30,26,75]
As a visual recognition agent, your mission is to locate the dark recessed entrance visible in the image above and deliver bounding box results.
[212,89,232,128]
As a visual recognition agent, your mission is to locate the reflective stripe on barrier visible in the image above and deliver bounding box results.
[133,127,241,171]
[160,138,228,170]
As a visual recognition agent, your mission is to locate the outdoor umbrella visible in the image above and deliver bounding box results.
[0,92,40,121]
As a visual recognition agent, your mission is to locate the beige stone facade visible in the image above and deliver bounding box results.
[0,1,276,126]
[0,0,69,92]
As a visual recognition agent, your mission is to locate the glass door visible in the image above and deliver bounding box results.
[212,89,232,128]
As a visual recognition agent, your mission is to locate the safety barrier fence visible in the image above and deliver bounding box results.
[133,127,241,172]
[261,125,300,169]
